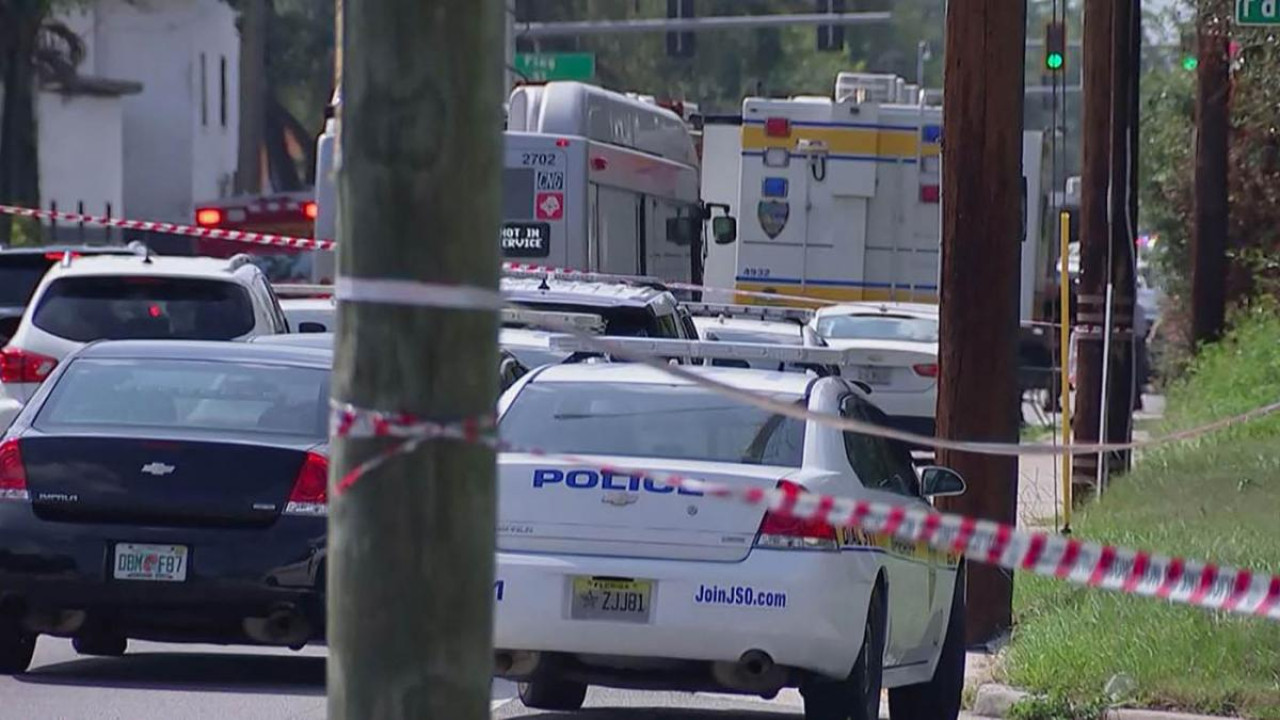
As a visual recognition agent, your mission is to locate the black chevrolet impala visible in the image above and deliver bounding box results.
[0,340,331,673]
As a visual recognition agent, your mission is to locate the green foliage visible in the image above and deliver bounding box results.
[1009,694,1110,720]
[1006,303,1280,719]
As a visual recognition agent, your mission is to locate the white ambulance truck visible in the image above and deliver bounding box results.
[314,82,734,287]
[700,72,1056,386]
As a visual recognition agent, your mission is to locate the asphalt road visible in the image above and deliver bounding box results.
[3,638,981,719]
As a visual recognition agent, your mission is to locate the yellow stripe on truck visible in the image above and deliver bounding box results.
[734,281,940,306]
[741,124,940,159]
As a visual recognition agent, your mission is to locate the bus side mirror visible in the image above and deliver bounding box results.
[712,216,737,245]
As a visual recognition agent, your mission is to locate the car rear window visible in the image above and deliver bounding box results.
[0,256,54,306]
[816,314,938,343]
[36,358,329,438]
[32,276,255,341]
[500,382,806,467]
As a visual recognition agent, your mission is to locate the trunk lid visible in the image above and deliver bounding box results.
[21,435,310,528]
[823,338,938,392]
[498,453,791,562]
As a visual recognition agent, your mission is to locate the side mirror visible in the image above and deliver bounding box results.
[298,321,327,333]
[712,216,737,245]
[666,216,699,246]
[920,466,966,498]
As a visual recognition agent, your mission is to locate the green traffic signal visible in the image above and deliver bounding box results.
[1046,52,1064,70]
[1182,55,1199,71]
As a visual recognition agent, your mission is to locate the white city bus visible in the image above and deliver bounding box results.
[314,82,734,287]
[503,82,732,285]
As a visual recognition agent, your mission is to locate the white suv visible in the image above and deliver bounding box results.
[0,252,289,407]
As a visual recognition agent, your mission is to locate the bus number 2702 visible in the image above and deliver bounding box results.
[521,153,558,167]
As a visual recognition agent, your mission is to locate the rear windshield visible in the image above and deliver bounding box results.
[501,382,806,467]
[816,314,938,343]
[0,257,53,306]
[509,302,681,338]
[36,358,329,439]
[32,276,255,341]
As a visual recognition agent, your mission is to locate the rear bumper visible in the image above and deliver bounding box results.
[0,501,326,645]
[493,547,881,682]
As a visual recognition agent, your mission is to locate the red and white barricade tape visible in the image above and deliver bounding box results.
[0,204,832,306]
[0,204,334,251]
[330,402,1280,622]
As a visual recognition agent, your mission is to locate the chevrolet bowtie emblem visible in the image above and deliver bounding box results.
[601,492,639,507]
[140,462,176,476]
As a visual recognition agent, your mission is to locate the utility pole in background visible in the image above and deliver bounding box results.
[1101,0,1138,475]
[1191,0,1230,347]
[1072,0,1113,494]
[935,0,1025,646]
[235,0,266,194]
[328,1,502,719]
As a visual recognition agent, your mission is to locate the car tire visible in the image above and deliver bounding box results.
[518,678,588,711]
[888,565,966,720]
[0,616,36,674]
[73,634,128,658]
[803,582,886,720]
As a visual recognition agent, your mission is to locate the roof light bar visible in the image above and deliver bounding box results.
[683,301,815,324]
[272,283,335,297]
[548,335,862,367]
[502,308,606,334]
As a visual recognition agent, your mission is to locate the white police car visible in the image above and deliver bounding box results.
[493,338,969,720]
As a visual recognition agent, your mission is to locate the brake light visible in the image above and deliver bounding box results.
[195,208,223,226]
[284,452,328,516]
[0,347,58,384]
[920,185,940,203]
[764,117,791,138]
[912,363,939,378]
[591,157,608,171]
[755,480,838,550]
[555,138,571,148]
[0,439,28,501]
[44,251,81,260]
[302,201,318,220]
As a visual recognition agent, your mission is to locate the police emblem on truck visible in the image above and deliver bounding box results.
[757,201,789,239]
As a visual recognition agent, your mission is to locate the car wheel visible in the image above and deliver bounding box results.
[803,582,886,720]
[73,633,128,657]
[518,678,588,711]
[0,615,36,674]
[888,565,966,720]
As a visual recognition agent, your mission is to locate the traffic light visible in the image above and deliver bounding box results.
[666,0,695,58]
[1044,21,1066,71]
[816,0,845,52]
[1180,30,1198,71]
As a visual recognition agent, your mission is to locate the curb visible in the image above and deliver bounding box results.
[968,684,1246,720]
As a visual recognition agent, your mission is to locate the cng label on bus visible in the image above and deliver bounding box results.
[502,222,551,258]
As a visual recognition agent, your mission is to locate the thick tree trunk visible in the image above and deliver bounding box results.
[0,2,44,245]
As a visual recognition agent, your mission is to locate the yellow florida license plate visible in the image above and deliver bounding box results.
[569,577,653,624]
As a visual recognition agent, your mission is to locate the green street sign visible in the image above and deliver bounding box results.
[1237,0,1280,25]
[514,53,596,82]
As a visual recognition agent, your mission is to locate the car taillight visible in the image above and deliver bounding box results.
[0,439,29,502]
[284,452,328,516]
[912,363,939,378]
[754,480,838,550]
[302,201,318,220]
[0,347,58,384]
[195,208,223,226]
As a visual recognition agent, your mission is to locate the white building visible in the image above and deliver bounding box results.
[8,0,240,236]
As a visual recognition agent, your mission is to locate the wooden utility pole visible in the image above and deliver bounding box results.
[235,0,267,194]
[328,1,502,719]
[1101,0,1138,473]
[1191,0,1230,347]
[935,0,1025,646]
[1071,0,1113,493]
